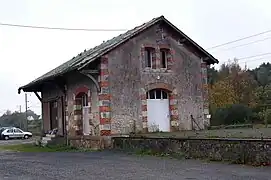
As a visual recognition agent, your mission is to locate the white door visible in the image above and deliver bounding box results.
[147,89,170,132]
[82,106,90,135]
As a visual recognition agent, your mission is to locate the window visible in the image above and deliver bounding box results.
[81,93,88,107]
[53,101,57,108]
[160,49,169,68]
[14,128,23,133]
[162,90,168,99]
[145,47,155,68]
[147,89,168,99]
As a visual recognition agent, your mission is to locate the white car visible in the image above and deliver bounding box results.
[1,128,32,140]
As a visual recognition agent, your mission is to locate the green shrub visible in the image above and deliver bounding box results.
[211,104,253,125]
[262,109,271,124]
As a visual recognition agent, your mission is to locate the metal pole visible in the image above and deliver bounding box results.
[25,93,28,131]
[19,105,22,129]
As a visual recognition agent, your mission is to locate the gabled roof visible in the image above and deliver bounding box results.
[18,15,218,93]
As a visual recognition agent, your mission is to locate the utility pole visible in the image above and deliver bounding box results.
[25,93,28,131]
[19,105,22,129]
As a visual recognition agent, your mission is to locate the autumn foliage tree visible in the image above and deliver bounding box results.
[208,60,269,125]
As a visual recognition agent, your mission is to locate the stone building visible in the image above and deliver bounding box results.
[18,16,218,137]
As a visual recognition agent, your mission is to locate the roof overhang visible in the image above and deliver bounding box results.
[160,17,219,65]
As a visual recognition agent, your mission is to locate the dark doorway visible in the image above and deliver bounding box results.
[49,101,58,130]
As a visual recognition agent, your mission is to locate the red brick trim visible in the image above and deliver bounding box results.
[100,69,109,76]
[99,106,111,112]
[145,82,174,92]
[100,130,111,136]
[99,55,111,136]
[169,91,179,132]
[99,94,111,100]
[100,118,111,124]
[141,105,147,111]
[100,81,109,87]
[73,97,83,136]
[142,116,147,122]
[141,87,179,132]
[167,48,174,70]
[143,43,156,48]
[201,62,209,111]
[140,88,148,133]
[75,86,89,96]
[159,44,170,49]
[141,45,156,69]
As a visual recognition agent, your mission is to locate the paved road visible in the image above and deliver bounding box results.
[0,139,35,146]
[0,151,270,180]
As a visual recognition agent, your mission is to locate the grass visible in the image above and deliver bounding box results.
[140,126,271,139]
[134,149,185,160]
[0,144,95,152]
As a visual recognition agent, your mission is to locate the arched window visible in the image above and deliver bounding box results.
[146,89,168,99]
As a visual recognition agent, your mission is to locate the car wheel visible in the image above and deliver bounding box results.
[24,135,29,139]
[4,136,9,140]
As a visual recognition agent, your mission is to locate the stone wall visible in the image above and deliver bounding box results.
[107,23,207,134]
[112,137,271,166]
[69,136,111,150]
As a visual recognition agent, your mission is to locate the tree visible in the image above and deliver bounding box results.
[207,66,219,86]
[209,77,237,110]
[209,59,261,125]
[0,109,40,129]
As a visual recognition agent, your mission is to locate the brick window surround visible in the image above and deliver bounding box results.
[73,86,92,136]
[141,82,179,133]
[141,44,174,70]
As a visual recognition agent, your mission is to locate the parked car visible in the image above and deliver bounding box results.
[0,127,14,139]
[1,127,32,140]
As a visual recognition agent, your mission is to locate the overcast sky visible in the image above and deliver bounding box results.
[0,0,271,116]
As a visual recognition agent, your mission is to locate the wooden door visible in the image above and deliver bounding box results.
[50,101,58,130]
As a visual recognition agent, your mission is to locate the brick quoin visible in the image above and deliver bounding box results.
[74,97,83,135]
[169,90,179,132]
[201,62,209,109]
[167,48,174,70]
[99,56,111,136]
[140,88,148,133]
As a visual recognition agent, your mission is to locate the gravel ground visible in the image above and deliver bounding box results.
[0,151,270,180]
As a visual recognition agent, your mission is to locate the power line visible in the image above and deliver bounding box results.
[207,29,271,50]
[218,52,271,64]
[212,36,271,52]
[238,56,271,64]
[0,22,127,32]
[236,52,271,61]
